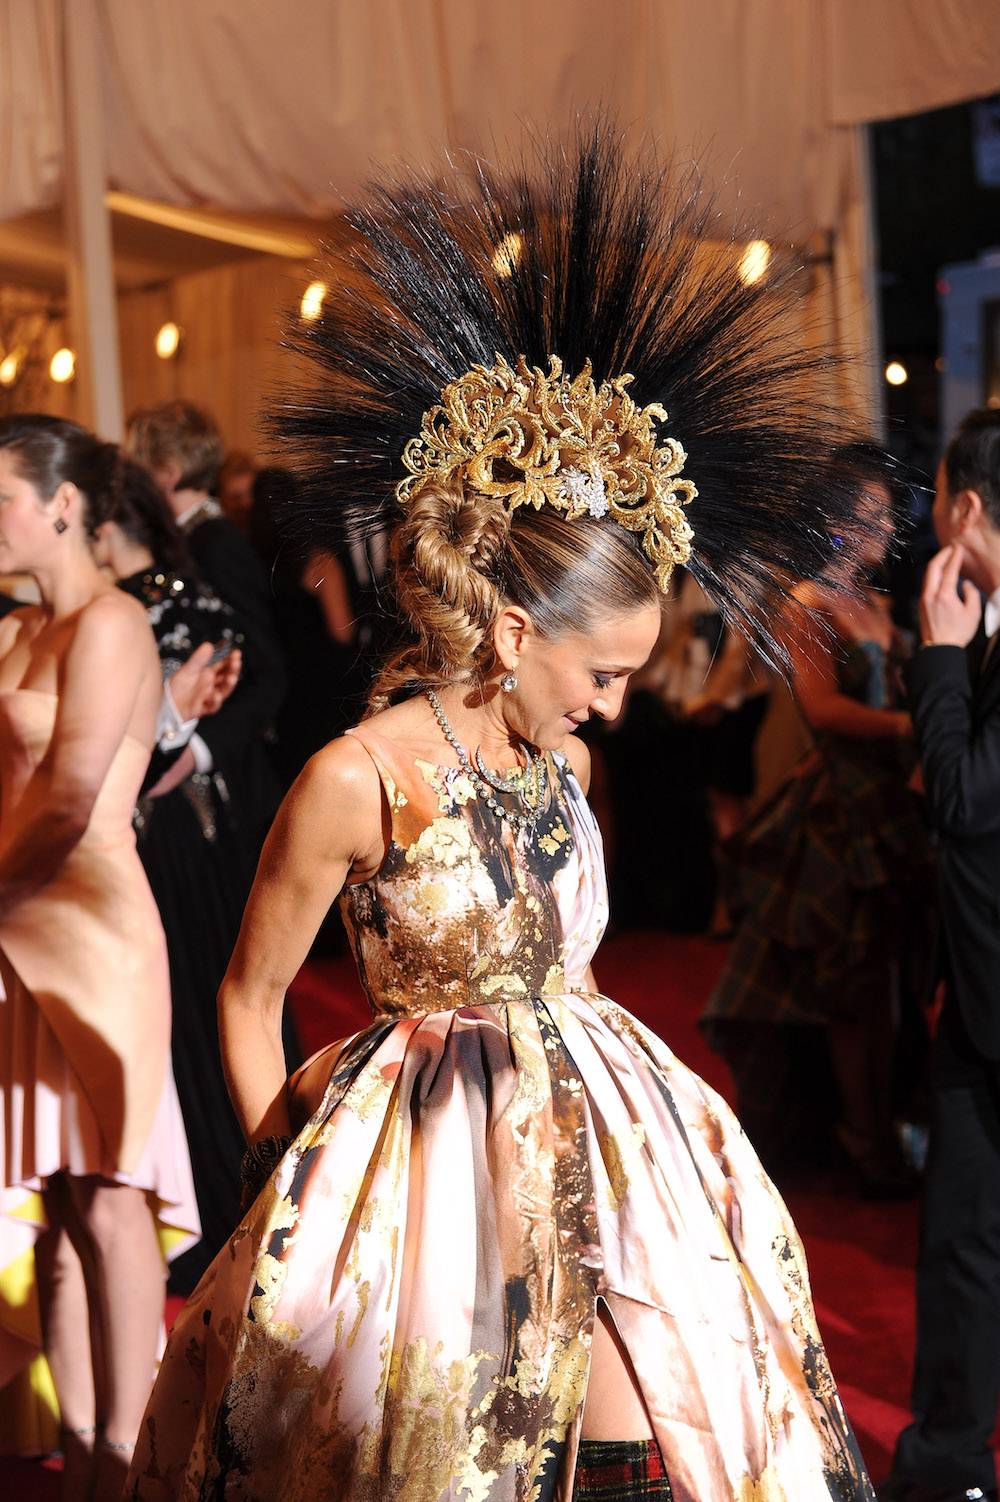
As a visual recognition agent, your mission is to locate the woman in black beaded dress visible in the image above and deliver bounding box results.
[91,461,297,1292]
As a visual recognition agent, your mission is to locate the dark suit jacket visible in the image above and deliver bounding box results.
[184,516,287,768]
[906,636,1000,1058]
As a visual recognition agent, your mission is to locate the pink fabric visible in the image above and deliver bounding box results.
[0,690,199,1378]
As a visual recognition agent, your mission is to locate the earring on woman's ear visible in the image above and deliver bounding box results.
[53,518,68,534]
[501,670,518,693]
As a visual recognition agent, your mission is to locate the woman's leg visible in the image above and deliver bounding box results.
[65,1177,164,1502]
[37,1174,99,1499]
[828,962,915,1196]
[581,1303,653,1441]
[828,962,896,1149]
[577,1308,670,1497]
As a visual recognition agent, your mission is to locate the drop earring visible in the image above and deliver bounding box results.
[54,518,68,534]
[501,670,518,693]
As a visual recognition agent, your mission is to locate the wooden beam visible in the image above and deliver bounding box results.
[62,0,123,438]
[105,193,319,260]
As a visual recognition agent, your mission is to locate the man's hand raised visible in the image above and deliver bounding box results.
[919,544,982,649]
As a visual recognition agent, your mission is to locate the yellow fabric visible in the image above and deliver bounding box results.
[0,1358,59,1459]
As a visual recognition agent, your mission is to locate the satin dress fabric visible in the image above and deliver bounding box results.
[0,691,200,1383]
[126,729,872,1502]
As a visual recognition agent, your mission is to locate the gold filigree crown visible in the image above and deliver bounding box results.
[396,354,696,590]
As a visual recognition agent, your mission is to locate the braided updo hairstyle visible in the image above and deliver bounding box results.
[0,414,123,537]
[369,475,659,711]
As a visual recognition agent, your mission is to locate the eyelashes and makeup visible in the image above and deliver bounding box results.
[591,671,615,690]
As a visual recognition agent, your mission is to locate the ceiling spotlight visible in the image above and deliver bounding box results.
[155,321,182,359]
[884,360,909,387]
[738,240,772,287]
[492,233,524,279]
[0,348,24,387]
[50,347,76,384]
[300,280,327,321]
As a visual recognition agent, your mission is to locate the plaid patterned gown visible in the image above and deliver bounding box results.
[126,729,874,1502]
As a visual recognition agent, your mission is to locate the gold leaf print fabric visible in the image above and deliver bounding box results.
[127,730,874,1502]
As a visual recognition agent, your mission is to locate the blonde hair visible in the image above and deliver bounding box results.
[369,476,658,711]
[126,401,224,494]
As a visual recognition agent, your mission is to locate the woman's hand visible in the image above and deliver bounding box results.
[169,643,243,721]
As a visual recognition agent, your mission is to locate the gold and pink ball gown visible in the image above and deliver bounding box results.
[126,728,874,1502]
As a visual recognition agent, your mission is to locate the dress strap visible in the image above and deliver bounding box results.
[342,727,412,847]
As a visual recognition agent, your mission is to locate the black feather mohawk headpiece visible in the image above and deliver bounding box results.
[271,123,867,665]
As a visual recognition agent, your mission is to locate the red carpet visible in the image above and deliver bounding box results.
[3,932,925,1495]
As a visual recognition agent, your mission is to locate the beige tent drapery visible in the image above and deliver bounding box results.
[1,0,998,445]
[4,0,999,227]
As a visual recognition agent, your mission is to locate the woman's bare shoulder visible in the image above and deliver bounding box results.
[302,732,385,804]
[275,734,389,871]
[73,588,152,647]
[558,732,591,794]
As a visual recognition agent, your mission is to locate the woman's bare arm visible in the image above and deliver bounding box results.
[218,736,385,1143]
[0,593,158,917]
[303,550,356,645]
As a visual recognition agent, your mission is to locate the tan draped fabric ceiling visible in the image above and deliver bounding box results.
[4,0,998,228]
[1,0,998,449]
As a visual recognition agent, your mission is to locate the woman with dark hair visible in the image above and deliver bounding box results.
[128,132,877,1501]
[91,462,293,1295]
[703,444,937,1193]
[0,416,200,1501]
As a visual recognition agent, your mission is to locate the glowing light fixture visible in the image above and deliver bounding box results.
[50,347,76,384]
[300,281,327,321]
[155,321,182,359]
[492,233,524,279]
[0,348,24,387]
[738,240,771,286]
[884,360,908,387]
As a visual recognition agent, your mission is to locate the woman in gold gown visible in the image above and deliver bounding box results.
[128,129,880,1501]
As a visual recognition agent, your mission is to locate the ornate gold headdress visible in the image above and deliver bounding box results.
[277,126,864,670]
[396,354,696,590]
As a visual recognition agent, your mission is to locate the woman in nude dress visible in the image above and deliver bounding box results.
[0,416,211,1500]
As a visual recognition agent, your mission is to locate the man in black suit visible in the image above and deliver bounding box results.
[881,409,1000,1502]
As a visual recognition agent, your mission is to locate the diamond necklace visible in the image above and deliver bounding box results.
[425,689,547,832]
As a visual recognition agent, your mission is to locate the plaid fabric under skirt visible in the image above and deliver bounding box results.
[572,1440,672,1499]
[704,738,937,1029]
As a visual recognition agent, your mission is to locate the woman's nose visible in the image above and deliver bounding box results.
[591,683,627,720]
